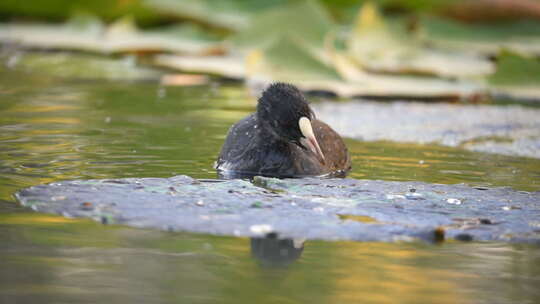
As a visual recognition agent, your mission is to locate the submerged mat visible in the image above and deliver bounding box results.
[16,175,540,243]
[314,101,540,159]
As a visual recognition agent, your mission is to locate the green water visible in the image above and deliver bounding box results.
[1,68,539,303]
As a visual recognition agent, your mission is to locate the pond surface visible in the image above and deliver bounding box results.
[1,67,539,303]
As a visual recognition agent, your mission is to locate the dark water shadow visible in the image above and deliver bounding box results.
[250,233,305,267]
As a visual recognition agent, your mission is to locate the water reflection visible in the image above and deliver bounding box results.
[216,169,348,180]
[250,233,305,267]
[0,206,538,304]
[1,68,539,201]
[1,63,540,304]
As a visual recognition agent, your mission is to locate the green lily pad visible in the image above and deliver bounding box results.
[232,0,334,49]
[143,0,286,31]
[3,51,163,80]
[420,16,540,57]
[488,52,540,101]
[252,35,341,83]
[246,36,483,100]
[0,15,223,55]
[0,0,160,25]
[153,54,245,79]
[347,3,494,78]
[489,52,540,86]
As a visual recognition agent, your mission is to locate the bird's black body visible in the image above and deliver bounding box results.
[215,83,351,178]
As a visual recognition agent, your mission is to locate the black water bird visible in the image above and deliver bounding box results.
[215,83,351,178]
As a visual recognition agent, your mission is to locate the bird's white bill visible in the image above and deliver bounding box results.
[299,117,325,163]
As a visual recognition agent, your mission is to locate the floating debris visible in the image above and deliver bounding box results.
[434,227,446,242]
[80,202,94,211]
[250,201,264,208]
[160,74,209,86]
[479,218,493,225]
[250,224,273,235]
[338,214,378,223]
[455,233,473,242]
[446,198,462,205]
[502,205,522,211]
[405,192,424,200]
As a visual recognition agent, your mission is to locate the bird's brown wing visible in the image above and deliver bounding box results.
[312,119,351,173]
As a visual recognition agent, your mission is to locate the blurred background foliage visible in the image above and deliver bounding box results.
[2,0,540,26]
[1,0,540,101]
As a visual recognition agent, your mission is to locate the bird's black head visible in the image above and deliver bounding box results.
[256,83,314,143]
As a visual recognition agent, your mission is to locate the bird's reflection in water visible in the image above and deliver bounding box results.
[250,233,305,267]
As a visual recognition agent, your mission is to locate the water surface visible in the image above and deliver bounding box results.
[1,67,539,303]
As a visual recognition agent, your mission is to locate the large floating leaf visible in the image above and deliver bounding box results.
[153,54,245,79]
[489,53,540,86]
[2,51,163,80]
[248,76,483,100]
[232,0,334,49]
[0,15,223,55]
[420,16,540,57]
[152,31,484,100]
[488,52,540,101]
[333,50,484,99]
[247,36,341,83]
[246,36,483,100]
[347,3,495,78]
[238,2,486,99]
[0,0,160,25]
[16,175,540,243]
[313,100,540,158]
[143,0,286,31]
